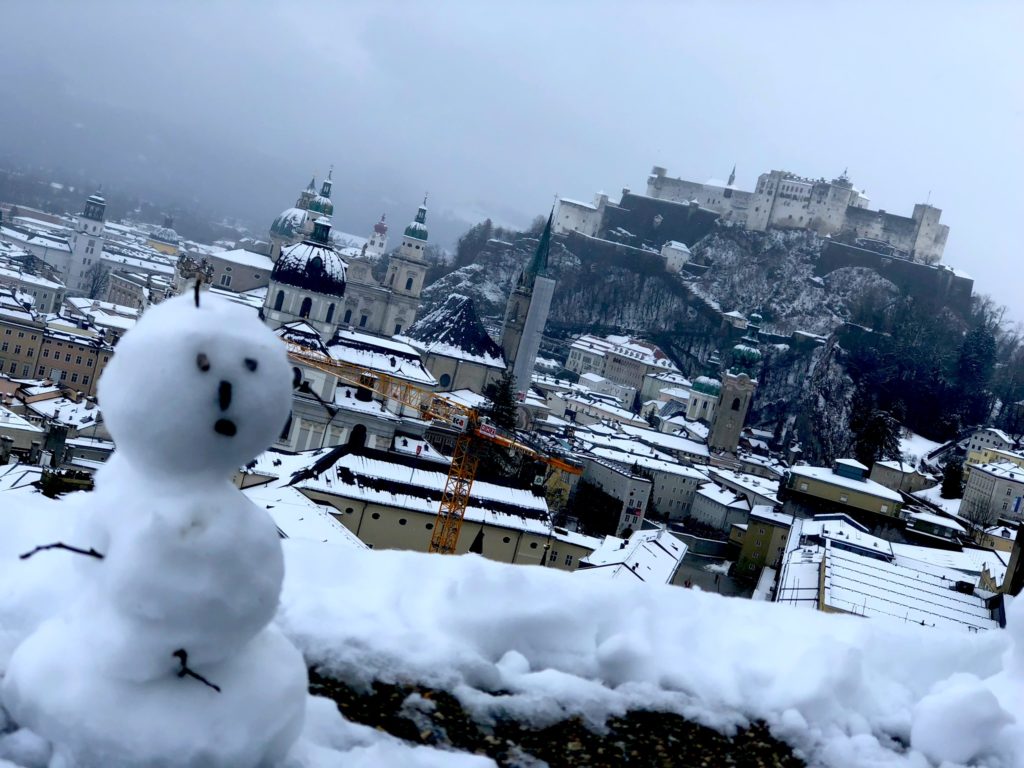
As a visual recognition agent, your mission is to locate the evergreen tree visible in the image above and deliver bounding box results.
[940,458,964,499]
[849,388,902,468]
[484,370,518,431]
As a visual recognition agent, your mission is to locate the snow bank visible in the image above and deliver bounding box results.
[277,542,1022,768]
[1,502,1021,766]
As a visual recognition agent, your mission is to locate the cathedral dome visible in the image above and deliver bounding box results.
[308,194,334,217]
[404,204,428,241]
[271,207,308,239]
[271,217,347,296]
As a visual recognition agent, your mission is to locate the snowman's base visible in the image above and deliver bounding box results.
[2,620,307,768]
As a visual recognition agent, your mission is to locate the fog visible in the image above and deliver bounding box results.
[0,1,1021,312]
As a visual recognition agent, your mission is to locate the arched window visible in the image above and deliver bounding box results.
[405,276,414,291]
[273,290,285,311]
[299,297,312,318]
[347,424,367,449]
[343,308,353,324]
[731,397,741,411]
[325,303,335,324]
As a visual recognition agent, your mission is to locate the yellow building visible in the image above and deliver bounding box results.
[737,506,792,576]
[785,459,903,518]
[237,446,600,570]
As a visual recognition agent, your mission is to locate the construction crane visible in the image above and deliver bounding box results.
[284,342,582,554]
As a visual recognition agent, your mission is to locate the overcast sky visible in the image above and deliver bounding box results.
[1,1,1021,314]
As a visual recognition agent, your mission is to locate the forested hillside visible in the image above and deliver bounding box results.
[423,219,1019,463]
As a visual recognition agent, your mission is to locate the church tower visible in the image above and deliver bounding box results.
[709,371,757,454]
[367,214,388,257]
[69,190,107,294]
[501,211,555,396]
[381,200,430,336]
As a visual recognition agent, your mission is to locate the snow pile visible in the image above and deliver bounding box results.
[278,543,1023,768]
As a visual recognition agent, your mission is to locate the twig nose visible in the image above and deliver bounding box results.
[218,380,232,411]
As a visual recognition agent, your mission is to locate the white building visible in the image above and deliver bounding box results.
[646,166,948,265]
[553,193,609,237]
[581,456,652,535]
[660,240,692,273]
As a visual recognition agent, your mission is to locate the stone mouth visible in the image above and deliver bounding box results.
[214,418,237,437]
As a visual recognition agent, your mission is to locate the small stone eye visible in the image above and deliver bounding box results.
[244,358,258,372]
[196,353,210,372]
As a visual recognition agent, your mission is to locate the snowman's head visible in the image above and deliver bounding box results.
[98,292,291,477]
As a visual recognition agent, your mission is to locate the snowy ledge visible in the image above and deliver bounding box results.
[1,501,1022,767]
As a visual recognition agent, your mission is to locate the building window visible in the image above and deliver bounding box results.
[405,277,414,291]
[0,343,6,352]
[37,366,45,376]
[439,373,452,388]
[798,482,808,492]
[359,315,368,328]
[219,274,231,287]
[343,309,352,324]
[299,297,312,318]
[21,364,28,376]
[371,512,380,520]
[502,536,511,544]
[325,303,335,324]
[71,373,79,383]
[565,554,573,566]
[880,504,888,514]
[839,494,848,503]
[76,356,82,365]
[11,345,18,354]
[83,376,90,386]
[731,397,741,411]
[87,358,93,367]
[394,324,402,335]
[273,290,285,311]
[65,353,71,362]
[529,542,538,549]
[425,523,434,530]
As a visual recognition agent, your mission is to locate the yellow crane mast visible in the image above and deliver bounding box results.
[284,342,581,554]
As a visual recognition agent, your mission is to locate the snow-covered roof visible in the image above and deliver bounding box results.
[326,329,436,387]
[620,425,710,459]
[749,505,792,528]
[578,528,687,584]
[244,485,367,549]
[210,248,274,271]
[819,542,999,632]
[696,483,748,509]
[0,406,44,433]
[908,510,966,533]
[399,294,505,370]
[789,465,903,503]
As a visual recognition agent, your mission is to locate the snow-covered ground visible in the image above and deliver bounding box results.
[900,430,944,470]
[1,496,1021,767]
[913,483,963,516]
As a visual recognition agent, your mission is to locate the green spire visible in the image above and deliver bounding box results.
[522,209,552,286]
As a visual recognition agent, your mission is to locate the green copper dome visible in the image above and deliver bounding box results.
[404,204,428,241]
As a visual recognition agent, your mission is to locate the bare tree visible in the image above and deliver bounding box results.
[84,262,110,300]
[960,492,994,542]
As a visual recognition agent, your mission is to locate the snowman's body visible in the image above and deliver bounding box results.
[3,293,308,767]
[74,460,286,679]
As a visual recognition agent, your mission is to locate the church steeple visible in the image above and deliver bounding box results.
[727,165,736,187]
[320,167,333,198]
[519,209,552,290]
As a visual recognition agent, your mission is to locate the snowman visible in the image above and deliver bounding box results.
[2,291,308,767]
